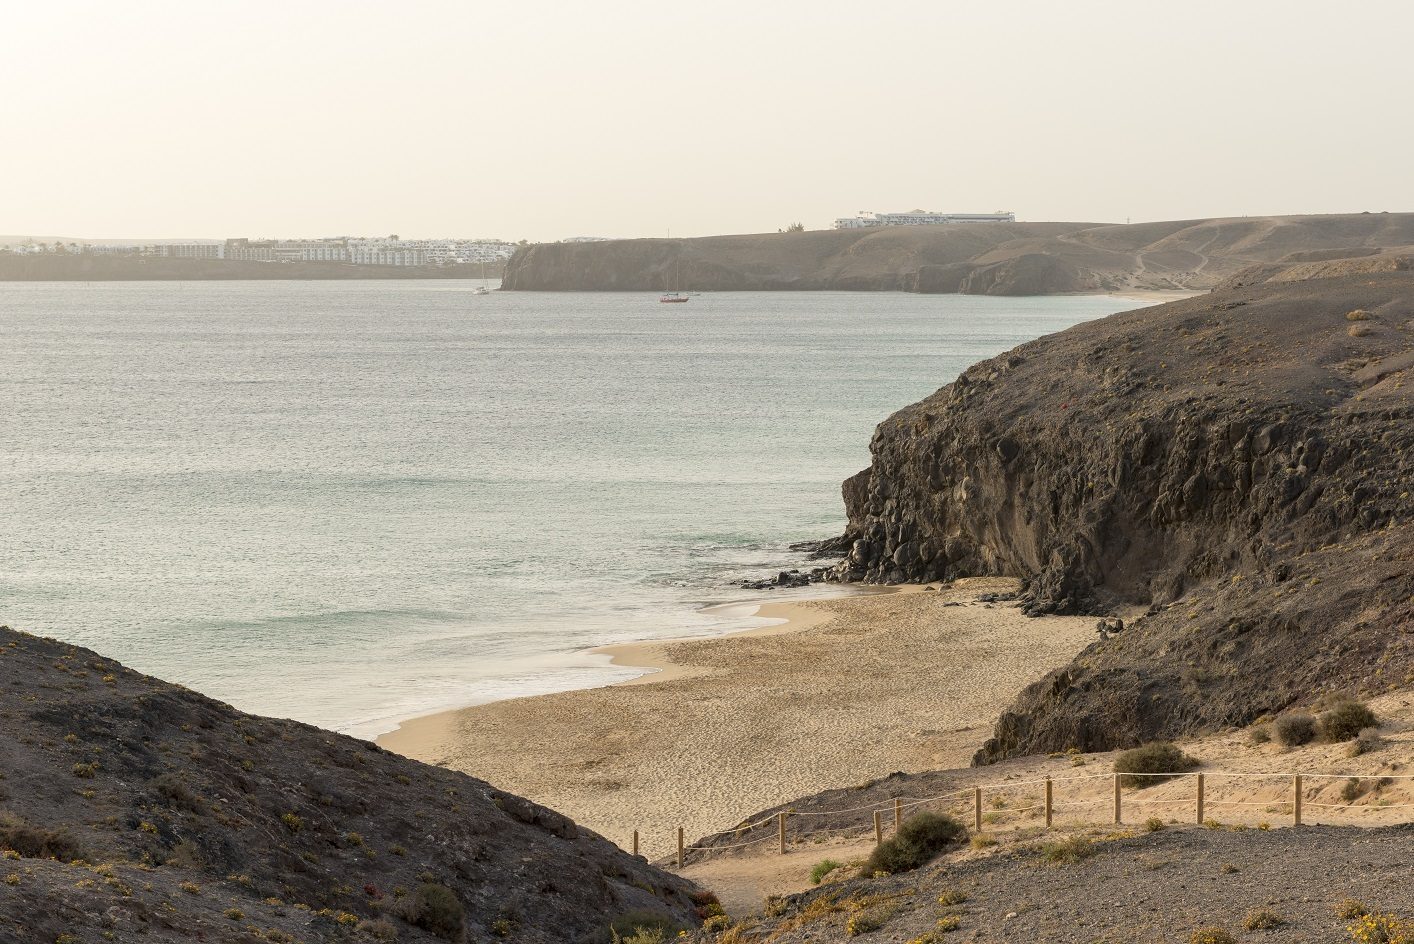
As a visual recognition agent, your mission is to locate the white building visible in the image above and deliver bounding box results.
[150,243,224,259]
[834,210,1015,229]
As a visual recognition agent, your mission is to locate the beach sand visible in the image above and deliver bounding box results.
[378,578,1096,858]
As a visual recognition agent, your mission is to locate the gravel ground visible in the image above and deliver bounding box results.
[715,824,1414,943]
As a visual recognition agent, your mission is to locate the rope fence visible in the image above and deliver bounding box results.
[646,769,1414,868]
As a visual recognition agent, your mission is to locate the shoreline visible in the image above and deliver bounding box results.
[376,578,1097,857]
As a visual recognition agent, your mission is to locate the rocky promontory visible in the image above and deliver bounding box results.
[831,269,1414,758]
[0,626,703,942]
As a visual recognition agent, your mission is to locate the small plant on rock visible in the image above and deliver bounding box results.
[809,859,842,885]
[1335,899,1370,919]
[1037,835,1094,865]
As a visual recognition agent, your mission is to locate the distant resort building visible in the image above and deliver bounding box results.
[833,210,1016,229]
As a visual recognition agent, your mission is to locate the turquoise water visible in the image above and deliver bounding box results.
[0,281,1134,735]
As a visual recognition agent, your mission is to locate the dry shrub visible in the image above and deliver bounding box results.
[1273,712,1317,747]
[1319,700,1378,742]
[1349,323,1374,337]
[1113,742,1198,787]
[1347,309,1371,321]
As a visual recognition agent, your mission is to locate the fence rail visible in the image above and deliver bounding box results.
[653,769,1414,868]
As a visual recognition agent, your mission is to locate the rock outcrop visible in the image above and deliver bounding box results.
[503,213,1414,296]
[831,270,1414,758]
[0,627,702,942]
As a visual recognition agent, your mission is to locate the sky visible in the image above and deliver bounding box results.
[2,0,1411,242]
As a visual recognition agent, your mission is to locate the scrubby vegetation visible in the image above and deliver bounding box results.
[402,883,465,940]
[1244,907,1285,930]
[809,859,843,885]
[1349,727,1385,757]
[607,910,684,943]
[1319,700,1379,742]
[862,813,966,875]
[1036,835,1094,865]
[1273,712,1318,747]
[1347,912,1411,944]
[1113,742,1198,787]
[0,813,84,862]
[1190,929,1236,944]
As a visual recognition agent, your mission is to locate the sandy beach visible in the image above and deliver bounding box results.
[378,578,1096,857]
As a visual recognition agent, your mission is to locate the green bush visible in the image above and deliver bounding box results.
[1319,700,1378,742]
[407,883,464,940]
[809,858,842,885]
[1273,712,1317,747]
[863,812,966,875]
[1113,742,1198,787]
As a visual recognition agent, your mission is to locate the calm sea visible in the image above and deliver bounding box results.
[0,281,1133,735]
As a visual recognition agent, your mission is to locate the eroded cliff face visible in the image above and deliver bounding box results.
[834,272,1414,758]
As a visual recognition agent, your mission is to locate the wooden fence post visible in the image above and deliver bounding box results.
[777,812,787,855]
[1113,774,1122,825]
[873,810,883,845]
[974,787,983,832]
[676,827,684,868]
[1044,778,1053,828]
[1196,774,1205,825]
[894,798,902,832]
[632,830,639,857]
[1293,775,1302,826]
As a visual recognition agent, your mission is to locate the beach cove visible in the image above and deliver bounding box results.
[378,578,1096,857]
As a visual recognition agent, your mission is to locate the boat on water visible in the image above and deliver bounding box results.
[472,260,492,295]
[659,292,689,303]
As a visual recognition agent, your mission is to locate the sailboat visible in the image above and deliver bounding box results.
[659,255,689,303]
[472,259,491,295]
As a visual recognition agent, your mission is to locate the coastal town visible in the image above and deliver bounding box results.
[0,234,521,266]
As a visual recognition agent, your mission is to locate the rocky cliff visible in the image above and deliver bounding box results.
[503,213,1414,296]
[832,270,1414,758]
[0,627,703,943]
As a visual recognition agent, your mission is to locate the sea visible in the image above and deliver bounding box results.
[0,281,1135,736]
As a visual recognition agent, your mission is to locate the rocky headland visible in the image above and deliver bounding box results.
[827,266,1414,759]
[502,213,1414,296]
[0,626,703,943]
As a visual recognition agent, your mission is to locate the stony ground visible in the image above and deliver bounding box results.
[711,824,1413,943]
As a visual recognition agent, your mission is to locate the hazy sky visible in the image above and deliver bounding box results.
[3,1,1411,241]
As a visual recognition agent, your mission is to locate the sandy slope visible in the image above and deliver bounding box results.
[378,579,1096,858]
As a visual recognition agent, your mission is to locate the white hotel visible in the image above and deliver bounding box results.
[834,210,1016,229]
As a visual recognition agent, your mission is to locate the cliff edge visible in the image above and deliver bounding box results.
[832,269,1414,758]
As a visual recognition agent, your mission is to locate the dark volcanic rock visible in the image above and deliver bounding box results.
[831,271,1414,759]
[0,627,700,943]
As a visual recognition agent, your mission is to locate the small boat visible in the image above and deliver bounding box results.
[659,292,689,303]
[472,260,492,295]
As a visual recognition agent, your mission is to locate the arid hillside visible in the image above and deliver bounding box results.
[502,213,1414,295]
[0,626,704,943]
[830,268,1413,756]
